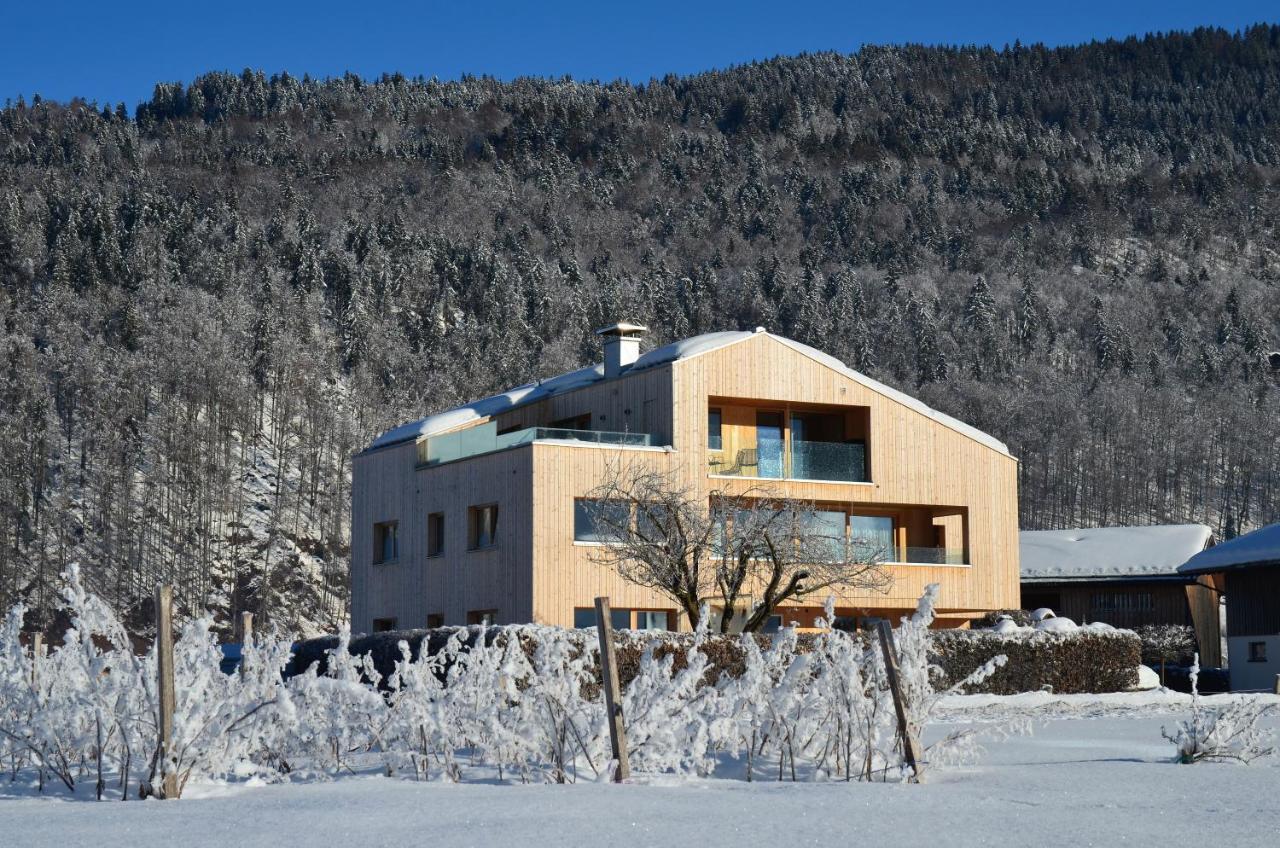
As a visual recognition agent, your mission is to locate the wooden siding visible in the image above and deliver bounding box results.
[1185,577,1224,667]
[353,332,1021,632]
[1225,567,1280,636]
[1020,581,1193,629]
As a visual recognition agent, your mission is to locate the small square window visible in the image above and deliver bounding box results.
[468,504,499,550]
[372,617,397,633]
[427,512,445,557]
[373,521,399,564]
[1248,641,1268,663]
[426,614,444,628]
[468,610,497,626]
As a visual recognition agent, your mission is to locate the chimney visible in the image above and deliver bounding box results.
[596,321,648,379]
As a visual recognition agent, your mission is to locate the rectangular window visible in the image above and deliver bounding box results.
[635,610,670,631]
[372,617,397,633]
[426,613,444,628]
[1248,641,1268,663]
[762,614,783,634]
[550,413,591,431]
[426,512,445,557]
[574,498,631,542]
[708,408,723,451]
[1091,592,1155,613]
[573,607,631,630]
[805,509,848,562]
[373,521,399,564]
[468,504,499,549]
[467,610,497,626]
[850,514,894,562]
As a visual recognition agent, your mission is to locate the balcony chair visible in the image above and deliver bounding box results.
[719,448,759,477]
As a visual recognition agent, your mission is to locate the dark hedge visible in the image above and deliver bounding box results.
[930,628,1141,695]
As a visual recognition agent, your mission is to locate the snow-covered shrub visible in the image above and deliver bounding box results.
[1162,655,1277,764]
[1135,624,1197,672]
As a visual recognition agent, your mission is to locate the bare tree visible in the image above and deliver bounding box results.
[584,461,890,632]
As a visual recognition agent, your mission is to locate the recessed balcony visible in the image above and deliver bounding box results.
[707,401,869,483]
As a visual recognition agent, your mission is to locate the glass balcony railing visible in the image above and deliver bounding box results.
[418,424,651,467]
[791,440,867,482]
[893,546,968,565]
[709,439,868,482]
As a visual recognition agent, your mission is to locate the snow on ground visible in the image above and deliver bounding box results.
[4,694,1277,848]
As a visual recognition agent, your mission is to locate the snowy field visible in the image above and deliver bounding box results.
[5,692,1278,848]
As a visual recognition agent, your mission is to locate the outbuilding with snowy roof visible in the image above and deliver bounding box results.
[1180,522,1280,691]
[1020,524,1223,666]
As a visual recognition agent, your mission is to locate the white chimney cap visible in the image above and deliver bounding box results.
[754,326,766,333]
[595,321,648,337]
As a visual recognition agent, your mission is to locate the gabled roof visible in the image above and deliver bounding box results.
[366,329,1011,455]
[1020,524,1213,582]
[1179,522,1280,575]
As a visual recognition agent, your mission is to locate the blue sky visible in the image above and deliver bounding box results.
[3,1,1276,108]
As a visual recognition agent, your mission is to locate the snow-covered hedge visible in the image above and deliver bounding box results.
[931,625,1141,695]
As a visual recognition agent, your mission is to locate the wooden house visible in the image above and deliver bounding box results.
[351,326,1021,633]
[1180,523,1280,691]
[1020,525,1222,665]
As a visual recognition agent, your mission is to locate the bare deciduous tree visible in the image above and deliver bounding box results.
[584,461,890,632]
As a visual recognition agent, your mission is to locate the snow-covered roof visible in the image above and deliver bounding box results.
[366,329,1011,454]
[1179,522,1280,574]
[1020,524,1213,581]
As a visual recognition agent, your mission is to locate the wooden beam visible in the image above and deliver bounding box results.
[594,596,630,782]
[877,619,922,782]
[156,585,178,800]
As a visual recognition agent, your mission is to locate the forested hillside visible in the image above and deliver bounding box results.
[2,26,1279,636]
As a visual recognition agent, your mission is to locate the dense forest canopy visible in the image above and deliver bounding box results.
[2,25,1278,636]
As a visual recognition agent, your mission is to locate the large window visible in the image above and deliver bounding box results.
[635,610,670,630]
[573,498,630,543]
[804,509,848,562]
[426,512,445,557]
[468,505,499,550]
[373,521,399,564]
[849,514,894,562]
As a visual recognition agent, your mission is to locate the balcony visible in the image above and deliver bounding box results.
[892,546,968,566]
[711,438,868,483]
[417,423,651,467]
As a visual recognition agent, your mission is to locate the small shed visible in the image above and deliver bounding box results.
[1180,522,1280,691]
[1020,524,1222,665]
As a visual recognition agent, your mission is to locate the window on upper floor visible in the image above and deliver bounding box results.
[468,504,499,550]
[373,521,399,564]
[708,407,723,451]
[550,413,592,431]
[426,512,445,557]
[574,498,631,543]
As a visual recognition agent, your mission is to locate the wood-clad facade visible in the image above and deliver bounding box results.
[352,331,1021,633]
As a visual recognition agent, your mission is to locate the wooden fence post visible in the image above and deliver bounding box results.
[238,612,254,678]
[594,597,630,783]
[30,632,42,688]
[876,619,922,783]
[155,585,178,800]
